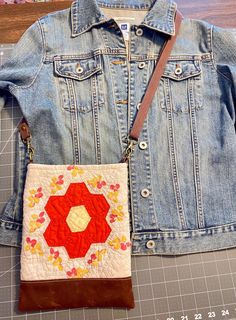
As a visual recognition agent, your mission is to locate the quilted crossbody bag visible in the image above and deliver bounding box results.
[17,10,183,312]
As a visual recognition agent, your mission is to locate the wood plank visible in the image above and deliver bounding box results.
[0,0,235,43]
[0,1,72,43]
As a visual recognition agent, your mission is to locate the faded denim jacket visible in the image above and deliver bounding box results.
[0,0,236,255]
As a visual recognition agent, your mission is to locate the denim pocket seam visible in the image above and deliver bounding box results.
[53,55,104,114]
[159,60,203,115]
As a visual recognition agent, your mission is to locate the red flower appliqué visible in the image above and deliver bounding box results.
[43,182,111,259]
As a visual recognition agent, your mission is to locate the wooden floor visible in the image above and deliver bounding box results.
[0,0,236,43]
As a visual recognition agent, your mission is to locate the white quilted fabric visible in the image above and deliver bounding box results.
[21,163,131,281]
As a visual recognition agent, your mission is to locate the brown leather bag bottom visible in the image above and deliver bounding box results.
[18,277,135,311]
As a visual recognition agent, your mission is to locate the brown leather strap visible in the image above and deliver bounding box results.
[129,10,183,141]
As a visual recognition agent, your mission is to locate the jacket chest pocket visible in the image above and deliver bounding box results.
[53,54,105,113]
[158,60,203,114]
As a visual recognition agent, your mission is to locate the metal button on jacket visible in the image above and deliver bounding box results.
[135,28,143,36]
[141,188,150,197]
[174,66,182,75]
[146,240,155,249]
[138,62,146,69]
[139,141,147,150]
[137,102,141,110]
[76,64,83,74]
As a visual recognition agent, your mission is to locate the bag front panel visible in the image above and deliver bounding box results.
[21,163,131,281]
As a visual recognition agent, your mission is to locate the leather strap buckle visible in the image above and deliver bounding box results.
[120,138,138,163]
[18,121,31,143]
[18,118,34,163]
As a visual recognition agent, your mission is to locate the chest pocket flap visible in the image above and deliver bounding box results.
[162,59,201,81]
[53,54,102,80]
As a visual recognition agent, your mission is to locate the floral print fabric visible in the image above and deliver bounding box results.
[21,163,131,281]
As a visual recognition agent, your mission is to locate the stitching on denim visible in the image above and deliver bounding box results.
[140,22,173,36]
[188,78,204,228]
[61,77,70,112]
[159,61,204,114]
[141,1,175,35]
[92,76,102,164]
[54,59,102,81]
[53,48,126,60]
[130,155,140,231]
[99,24,128,149]
[97,55,106,110]
[105,58,124,150]
[132,243,236,256]
[132,221,236,235]
[48,53,209,63]
[72,19,107,37]
[143,118,158,229]
[72,79,81,164]
[93,29,108,164]
[146,53,159,229]
[211,24,233,83]
[132,57,157,232]
[166,0,176,33]
[71,0,78,35]
[128,41,139,232]
[71,1,175,36]
[67,78,80,164]
[56,66,102,81]
[0,219,22,226]
[98,3,150,9]
[128,156,135,233]
[67,78,76,114]
[166,80,187,229]
[206,22,212,53]
[129,34,145,231]
[165,78,187,229]
[11,20,45,91]
[142,52,158,228]
[38,18,46,63]
[12,133,27,221]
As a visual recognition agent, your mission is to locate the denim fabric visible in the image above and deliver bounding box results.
[0,0,236,255]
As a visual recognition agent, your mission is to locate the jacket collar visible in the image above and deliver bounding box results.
[71,0,177,37]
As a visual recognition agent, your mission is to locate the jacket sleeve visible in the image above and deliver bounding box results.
[212,24,236,125]
[0,20,45,246]
[0,19,44,111]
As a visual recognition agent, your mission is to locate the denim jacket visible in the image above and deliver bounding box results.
[0,0,236,255]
